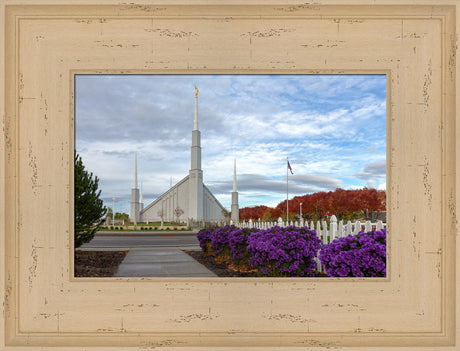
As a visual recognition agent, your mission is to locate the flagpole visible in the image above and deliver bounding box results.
[286,157,289,222]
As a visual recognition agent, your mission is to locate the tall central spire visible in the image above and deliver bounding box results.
[189,86,204,221]
[194,86,199,131]
[190,86,202,171]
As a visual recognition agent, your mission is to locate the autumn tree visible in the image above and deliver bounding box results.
[174,206,184,222]
[239,205,271,220]
[240,188,386,222]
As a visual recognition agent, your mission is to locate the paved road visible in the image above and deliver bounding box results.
[80,231,201,249]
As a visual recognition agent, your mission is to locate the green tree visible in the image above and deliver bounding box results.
[115,212,129,220]
[74,152,107,248]
[262,208,272,221]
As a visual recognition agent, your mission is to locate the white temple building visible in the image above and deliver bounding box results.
[130,88,235,224]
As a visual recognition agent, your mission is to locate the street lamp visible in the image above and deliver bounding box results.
[112,197,115,226]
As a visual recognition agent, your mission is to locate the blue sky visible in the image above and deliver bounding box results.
[75,75,386,215]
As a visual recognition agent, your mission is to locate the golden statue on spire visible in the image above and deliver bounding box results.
[195,86,199,98]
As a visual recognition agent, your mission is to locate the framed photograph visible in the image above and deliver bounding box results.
[1,1,458,349]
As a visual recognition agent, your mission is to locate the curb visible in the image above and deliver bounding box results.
[76,246,202,251]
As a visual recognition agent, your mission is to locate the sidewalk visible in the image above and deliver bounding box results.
[113,247,217,277]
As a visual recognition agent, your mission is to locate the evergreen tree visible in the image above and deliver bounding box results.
[74,152,107,248]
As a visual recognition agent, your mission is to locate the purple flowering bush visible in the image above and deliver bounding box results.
[197,225,244,259]
[319,229,386,277]
[228,227,258,268]
[247,226,322,277]
[196,227,214,253]
[197,225,237,260]
[208,225,231,257]
[197,225,386,277]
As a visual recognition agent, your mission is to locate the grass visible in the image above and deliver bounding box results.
[97,227,191,232]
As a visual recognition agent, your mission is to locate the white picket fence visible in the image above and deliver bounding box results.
[232,215,386,242]
[230,215,386,274]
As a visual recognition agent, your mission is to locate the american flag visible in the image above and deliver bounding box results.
[287,160,293,174]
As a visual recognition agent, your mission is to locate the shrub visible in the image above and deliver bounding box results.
[247,226,321,277]
[228,227,258,268]
[209,226,230,258]
[319,229,386,277]
[197,225,235,258]
[197,227,214,253]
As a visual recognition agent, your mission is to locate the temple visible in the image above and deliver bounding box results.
[130,88,231,224]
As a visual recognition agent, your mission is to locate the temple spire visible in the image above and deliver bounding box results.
[133,152,138,189]
[190,87,202,171]
[189,86,204,220]
[194,86,199,131]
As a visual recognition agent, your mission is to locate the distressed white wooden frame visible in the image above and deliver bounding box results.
[0,1,458,349]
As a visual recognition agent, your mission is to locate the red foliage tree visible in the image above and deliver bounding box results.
[239,188,386,221]
[239,206,271,221]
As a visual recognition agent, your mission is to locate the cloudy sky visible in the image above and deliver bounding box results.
[75,74,386,215]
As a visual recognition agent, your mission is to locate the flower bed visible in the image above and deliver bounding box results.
[318,228,386,277]
[197,225,321,277]
[247,226,322,276]
[197,226,387,278]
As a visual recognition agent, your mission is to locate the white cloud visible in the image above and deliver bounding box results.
[75,74,386,213]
